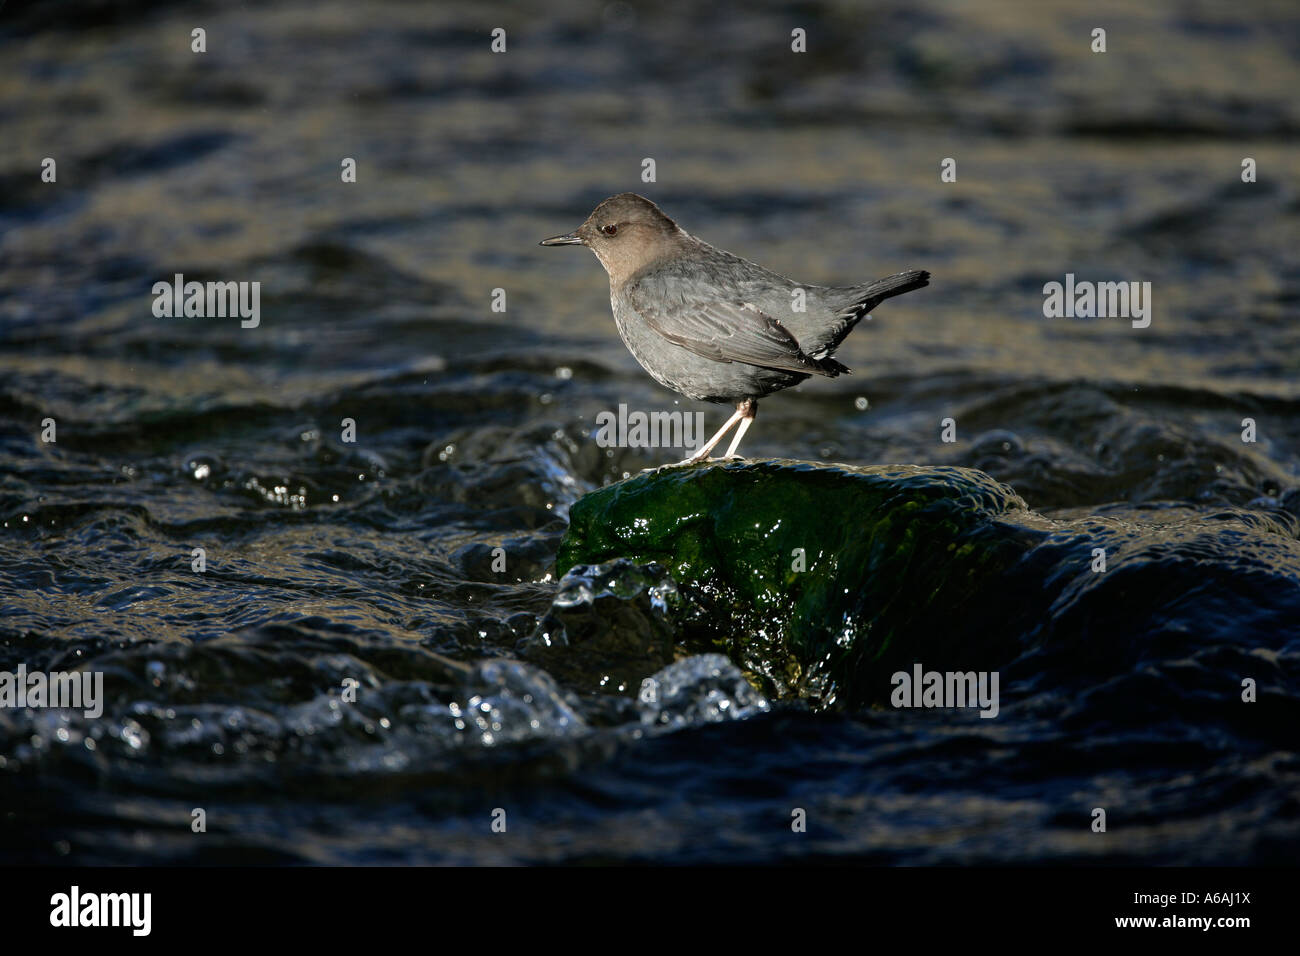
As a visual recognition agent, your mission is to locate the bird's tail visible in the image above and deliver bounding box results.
[837,270,930,322]
[804,269,930,373]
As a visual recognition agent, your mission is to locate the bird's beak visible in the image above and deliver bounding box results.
[539,232,584,246]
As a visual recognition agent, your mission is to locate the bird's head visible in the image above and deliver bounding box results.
[540,193,685,280]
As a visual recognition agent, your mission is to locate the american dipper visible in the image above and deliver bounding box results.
[541,193,929,461]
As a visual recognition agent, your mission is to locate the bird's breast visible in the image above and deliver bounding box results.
[608,290,676,388]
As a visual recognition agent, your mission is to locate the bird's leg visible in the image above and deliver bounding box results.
[723,399,757,458]
[677,405,746,465]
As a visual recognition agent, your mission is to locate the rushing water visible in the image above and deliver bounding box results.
[1,0,1298,864]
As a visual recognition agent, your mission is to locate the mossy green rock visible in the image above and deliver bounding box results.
[557,460,1051,706]
[556,459,1300,708]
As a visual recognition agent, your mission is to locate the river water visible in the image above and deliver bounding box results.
[1,0,1298,863]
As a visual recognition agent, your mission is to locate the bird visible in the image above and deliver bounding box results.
[540,193,929,462]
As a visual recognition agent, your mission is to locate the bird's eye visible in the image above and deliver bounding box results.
[601,224,618,236]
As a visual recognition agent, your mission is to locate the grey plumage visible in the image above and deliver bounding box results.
[541,193,929,460]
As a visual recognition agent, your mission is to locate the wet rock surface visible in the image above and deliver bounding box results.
[559,460,1300,712]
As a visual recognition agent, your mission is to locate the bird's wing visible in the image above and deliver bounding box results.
[628,283,835,377]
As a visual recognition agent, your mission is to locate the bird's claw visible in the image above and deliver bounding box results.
[637,451,748,473]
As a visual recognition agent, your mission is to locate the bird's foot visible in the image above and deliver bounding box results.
[668,454,744,467]
[644,447,746,471]
[638,457,698,474]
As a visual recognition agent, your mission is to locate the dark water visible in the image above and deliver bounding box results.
[2,0,1299,864]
